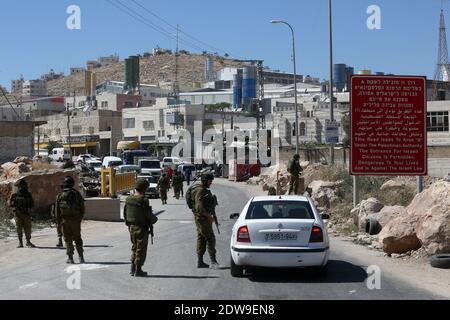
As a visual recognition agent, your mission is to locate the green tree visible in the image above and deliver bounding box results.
[46,140,62,153]
[206,102,231,111]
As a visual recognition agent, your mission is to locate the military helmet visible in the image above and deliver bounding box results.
[135,179,149,192]
[15,179,28,189]
[201,172,215,182]
[62,176,75,188]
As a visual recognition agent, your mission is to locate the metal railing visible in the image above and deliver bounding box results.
[100,168,136,197]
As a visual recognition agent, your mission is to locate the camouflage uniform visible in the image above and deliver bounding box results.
[192,173,219,268]
[55,177,85,264]
[172,172,184,199]
[124,179,158,277]
[51,202,63,247]
[157,175,170,204]
[8,180,35,248]
[288,154,303,195]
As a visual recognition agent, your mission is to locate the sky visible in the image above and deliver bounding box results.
[0,0,446,89]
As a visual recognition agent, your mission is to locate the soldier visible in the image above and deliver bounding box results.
[157,173,170,205]
[8,179,35,248]
[55,176,85,264]
[192,173,220,269]
[172,171,183,199]
[124,179,158,277]
[51,202,64,248]
[288,154,303,195]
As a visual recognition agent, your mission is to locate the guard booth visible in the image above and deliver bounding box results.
[100,167,136,197]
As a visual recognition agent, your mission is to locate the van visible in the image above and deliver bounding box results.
[162,157,182,169]
[50,148,71,162]
[102,156,123,168]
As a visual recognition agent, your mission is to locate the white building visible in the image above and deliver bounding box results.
[22,80,47,97]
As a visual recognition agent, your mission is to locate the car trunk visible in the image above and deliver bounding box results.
[245,219,315,247]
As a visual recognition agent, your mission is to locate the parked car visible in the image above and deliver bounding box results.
[116,165,141,174]
[76,154,100,164]
[162,157,182,169]
[138,159,162,178]
[229,195,330,277]
[102,156,123,168]
[49,148,71,162]
[136,175,159,199]
[85,159,102,174]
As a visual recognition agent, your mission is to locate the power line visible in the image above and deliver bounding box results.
[130,0,244,58]
[105,0,206,53]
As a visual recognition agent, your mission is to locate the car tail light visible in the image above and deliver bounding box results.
[237,226,251,243]
[309,226,323,243]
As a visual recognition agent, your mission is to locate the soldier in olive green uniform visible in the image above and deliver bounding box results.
[55,176,85,264]
[8,180,35,248]
[124,179,158,277]
[192,173,220,269]
[288,154,303,195]
[172,171,183,199]
[157,173,170,205]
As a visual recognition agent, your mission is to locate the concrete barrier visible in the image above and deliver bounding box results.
[84,198,121,222]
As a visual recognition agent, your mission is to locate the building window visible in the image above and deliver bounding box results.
[124,101,134,108]
[55,128,61,135]
[427,111,449,132]
[72,125,82,134]
[89,127,95,134]
[101,101,108,108]
[300,122,306,136]
[141,135,156,142]
[123,118,135,129]
[143,120,155,131]
[162,130,165,137]
[159,109,164,127]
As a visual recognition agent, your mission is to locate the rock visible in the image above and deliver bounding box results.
[380,180,407,191]
[300,161,310,169]
[354,234,372,246]
[13,156,33,165]
[247,176,262,185]
[0,170,79,215]
[356,198,384,231]
[262,183,270,191]
[372,205,405,228]
[308,180,343,208]
[1,162,31,180]
[377,212,422,254]
[416,204,450,255]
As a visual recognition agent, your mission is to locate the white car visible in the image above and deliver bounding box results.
[230,195,330,277]
[85,160,102,173]
[162,157,182,168]
[77,154,100,164]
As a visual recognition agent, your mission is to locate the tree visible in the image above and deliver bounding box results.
[179,50,190,55]
[143,52,152,58]
[206,102,231,111]
[224,53,229,58]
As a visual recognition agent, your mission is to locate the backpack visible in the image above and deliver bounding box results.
[186,183,202,210]
[287,160,293,174]
[58,190,81,217]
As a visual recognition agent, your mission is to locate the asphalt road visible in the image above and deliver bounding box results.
[0,179,446,300]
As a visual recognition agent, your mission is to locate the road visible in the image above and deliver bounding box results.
[0,179,448,300]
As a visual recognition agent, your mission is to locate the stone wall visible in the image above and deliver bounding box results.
[0,122,34,164]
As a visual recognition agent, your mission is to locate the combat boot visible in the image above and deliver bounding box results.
[17,239,24,248]
[26,241,36,248]
[134,266,148,277]
[56,237,63,248]
[66,255,75,264]
[130,264,136,276]
[197,256,209,268]
[210,255,220,269]
[79,254,85,264]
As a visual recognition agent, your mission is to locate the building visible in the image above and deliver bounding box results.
[35,109,122,156]
[19,96,65,119]
[0,105,25,121]
[70,67,85,76]
[96,80,169,103]
[11,76,25,93]
[98,54,119,66]
[65,92,143,113]
[22,80,47,97]
[86,60,101,70]
[40,69,64,81]
[217,67,304,85]
[0,121,37,164]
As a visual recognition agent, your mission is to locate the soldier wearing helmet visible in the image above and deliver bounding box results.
[124,179,158,277]
[8,179,35,248]
[157,173,170,205]
[192,172,220,269]
[55,176,85,264]
[288,154,303,195]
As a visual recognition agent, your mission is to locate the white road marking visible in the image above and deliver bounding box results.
[349,290,357,294]
[179,221,192,224]
[19,282,38,289]
[64,264,110,272]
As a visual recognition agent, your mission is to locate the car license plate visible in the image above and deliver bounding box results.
[265,233,297,241]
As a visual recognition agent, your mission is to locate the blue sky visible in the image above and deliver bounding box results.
[0,0,445,89]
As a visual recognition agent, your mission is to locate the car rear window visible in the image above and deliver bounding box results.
[246,201,315,220]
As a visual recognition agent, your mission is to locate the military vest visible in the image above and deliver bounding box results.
[10,191,33,214]
[193,187,215,215]
[125,196,152,226]
[58,189,82,218]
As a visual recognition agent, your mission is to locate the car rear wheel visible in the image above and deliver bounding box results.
[230,257,244,277]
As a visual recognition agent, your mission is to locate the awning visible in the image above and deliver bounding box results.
[34,143,49,149]
[63,142,98,148]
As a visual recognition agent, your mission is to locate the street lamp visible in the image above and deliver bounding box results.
[271,19,299,155]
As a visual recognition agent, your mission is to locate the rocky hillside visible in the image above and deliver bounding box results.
[47,53,250,96]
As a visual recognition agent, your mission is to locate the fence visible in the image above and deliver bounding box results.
[100,168,136,197]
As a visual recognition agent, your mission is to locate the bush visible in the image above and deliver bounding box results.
[0,198,14,238]
[31,162,58,171]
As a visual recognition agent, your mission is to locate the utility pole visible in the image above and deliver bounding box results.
[67,91,74,159]
[329,0,335,165]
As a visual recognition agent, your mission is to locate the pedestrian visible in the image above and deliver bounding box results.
[185,167,192,186]
[172,171,183,199]
[8,179,35,248]
[167,166,174,182]
[124,179,158,277]
[55,176,85,264]
[287,154,303,195]
[157,173,170,205]
[192,173,220,269]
